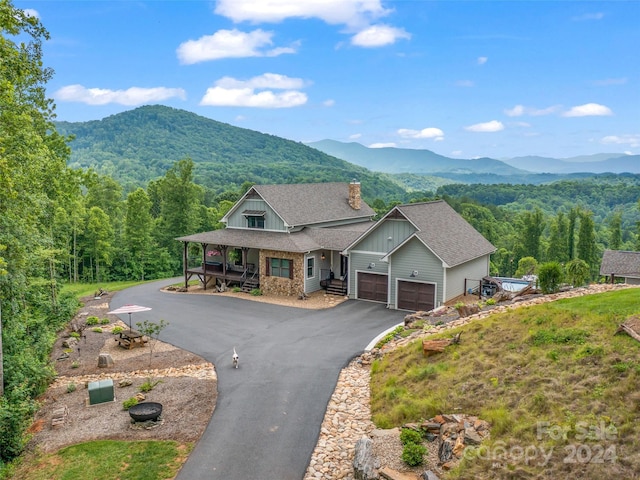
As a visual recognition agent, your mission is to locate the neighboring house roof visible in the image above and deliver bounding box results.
[223,182,375,227]
[176,222,375,254]
[600,250,640,277]
[347,200,496,268]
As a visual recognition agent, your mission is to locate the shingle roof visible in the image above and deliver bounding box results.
[600,250,640,277]
[248,182,375,227]
[390,200,496,267]
[176,222,375,253]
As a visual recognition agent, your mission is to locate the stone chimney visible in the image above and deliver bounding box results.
[348,180,361,210]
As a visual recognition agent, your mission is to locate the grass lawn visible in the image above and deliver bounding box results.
[10,440,191,480]
[61,280,151,299]
[371,288,640,479]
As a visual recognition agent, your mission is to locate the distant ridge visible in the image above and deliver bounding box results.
[306,139,525,175]
[502,154,638,174]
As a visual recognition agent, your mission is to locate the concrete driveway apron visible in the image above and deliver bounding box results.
[111,278,405,480]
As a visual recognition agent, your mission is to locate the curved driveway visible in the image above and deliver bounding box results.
[111,278,405,480]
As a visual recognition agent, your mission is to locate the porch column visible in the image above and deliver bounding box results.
[242,247,249,270]
[183,242,188,289]
[201,243,207,290]
[221,246,228,276]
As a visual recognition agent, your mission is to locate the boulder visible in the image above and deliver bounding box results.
[353,436,379,480]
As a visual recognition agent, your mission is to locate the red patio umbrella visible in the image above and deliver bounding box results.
[107,304,152,331]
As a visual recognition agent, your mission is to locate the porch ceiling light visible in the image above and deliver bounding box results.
[368,262,375,269]
[321,252,326,260]
[410,270,418,277]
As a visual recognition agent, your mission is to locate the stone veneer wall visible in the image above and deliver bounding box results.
[259,249,305,296]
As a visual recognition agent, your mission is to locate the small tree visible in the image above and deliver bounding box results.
[135,319,168,368]
[538,262,564,294]
[515,257,538,278]
[565,258,590,287]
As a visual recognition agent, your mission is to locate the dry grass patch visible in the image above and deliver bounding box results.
[370,288,640,479]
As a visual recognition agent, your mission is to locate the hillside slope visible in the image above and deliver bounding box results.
[55,105,408,201]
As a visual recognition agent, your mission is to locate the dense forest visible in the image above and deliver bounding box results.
[1,0,640,472]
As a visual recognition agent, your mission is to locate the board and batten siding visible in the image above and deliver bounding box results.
[226,198,285,231]
[389,237,444,307]
[304,253,322,293]
[348,252,388,298]
[351,219,416,253]
[445,255,491,302]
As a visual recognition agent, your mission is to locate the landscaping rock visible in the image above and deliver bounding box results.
[353,436,379,480]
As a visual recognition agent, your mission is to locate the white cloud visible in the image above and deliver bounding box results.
[349,133,362,140]
[351,24,410,47]
[464,120,504,133]
[504,104,561,116]
[397,127,444,140]
[177,29,295,64]
[323,99,335,107]
[200,73,308,108]
[22,8,39,18]
[477,56,488,65]
[369,142,397,148]
[504,105,525,117]
[563,103,613,117]
[593,77,628,86]
[601,134,640,148]
[572,12,604,21]
[214,0,391,27]
[456,80,474,87]
[54,84,186,105]
[451,150,463,156]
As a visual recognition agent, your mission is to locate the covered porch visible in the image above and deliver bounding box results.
[181,242,260,292]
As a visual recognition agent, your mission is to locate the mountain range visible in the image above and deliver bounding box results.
[54,105,637,201]
[307,139,637,175]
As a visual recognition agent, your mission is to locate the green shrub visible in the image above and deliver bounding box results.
[400,428,423,446]
[69,331,80,339]
[91,327,102,333]
[122,397,138,410]
[100,317,110,324]
[402,443,426,466]
[71,361,80,369]
[250,288,262,296]
[67,382,76,393]
[86,316,99,326]
[538,261,564,294]
[139,379,162,393]
[232,286,242,293]
[485,298,496,306]
[112,326,124,334]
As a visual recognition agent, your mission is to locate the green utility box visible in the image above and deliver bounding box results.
[88,379,114,405]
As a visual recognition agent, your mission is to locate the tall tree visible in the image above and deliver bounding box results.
[608,211,622,250]
[84,206,114,283]
[517,208,545,261]
[125,188,154,280]
[155,158,204,261]
[577,210,597,278]
[547,211,569,263]
[567,208,579,260]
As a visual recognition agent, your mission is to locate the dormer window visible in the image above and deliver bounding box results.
[242,210,265,229]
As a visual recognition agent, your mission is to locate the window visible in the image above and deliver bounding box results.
[268,257,292,279]
[307,257,315,279]
[247,216,265,229]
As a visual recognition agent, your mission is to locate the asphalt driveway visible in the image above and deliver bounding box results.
[110,279,405,480]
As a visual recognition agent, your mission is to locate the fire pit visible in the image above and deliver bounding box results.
[129,402,163,422]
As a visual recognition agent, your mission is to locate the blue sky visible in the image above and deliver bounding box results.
[15,0,640,159]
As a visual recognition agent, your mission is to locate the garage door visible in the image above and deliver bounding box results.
[357,272,388,303]
[397,281,435,311]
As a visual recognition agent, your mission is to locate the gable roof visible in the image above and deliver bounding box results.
[223,182,375,227]
[600,250,640,277]
[349,200,495,268]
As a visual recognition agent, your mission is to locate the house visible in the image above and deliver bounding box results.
[600,250,640,284]
[343,200,496,311]
[176,181,376,297]
[177,183,496,311]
